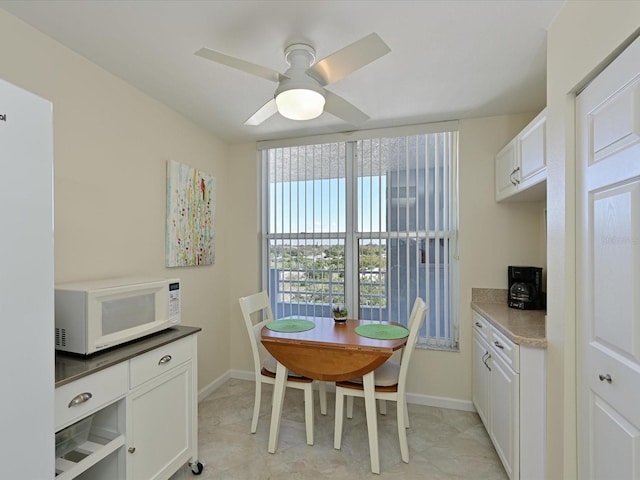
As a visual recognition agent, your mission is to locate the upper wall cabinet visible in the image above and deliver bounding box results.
[495,109,547,202]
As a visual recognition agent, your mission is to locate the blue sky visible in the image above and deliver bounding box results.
[270,176,387,234]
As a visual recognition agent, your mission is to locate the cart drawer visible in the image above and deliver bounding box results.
[129,336,193,389]
[55,362,128,431]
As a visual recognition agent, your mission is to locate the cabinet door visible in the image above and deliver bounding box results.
[472,332,491,427]
[518,114,546,190]
[495,139,518,201]
[490,352,519,480]
[127,363,192,480]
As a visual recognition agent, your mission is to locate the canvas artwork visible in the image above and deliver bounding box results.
[166,160,216,267]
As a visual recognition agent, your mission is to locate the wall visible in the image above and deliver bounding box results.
[0,10,232,392]
[227,113,546,404]
[545,2,640,479]
[227,142,262,374]
[448,113,544,402]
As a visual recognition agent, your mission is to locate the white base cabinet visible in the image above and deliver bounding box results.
[55,333,200,480]
[128,363,193,479]
[472,312,545,480]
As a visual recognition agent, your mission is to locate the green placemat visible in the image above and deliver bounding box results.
[266,319,316,333]
[355,323,409,340]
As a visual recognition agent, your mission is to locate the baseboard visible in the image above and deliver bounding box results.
[406,392,475,412]
[198,371,231,402]
[229,369,255,382]
[206,369,475,413]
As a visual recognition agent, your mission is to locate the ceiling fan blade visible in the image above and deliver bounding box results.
[323,91,369,126]
[195,47,286,83]
[307,33,391,86]
[244,98,278,126]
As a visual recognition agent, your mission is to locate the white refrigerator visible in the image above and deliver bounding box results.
[0,79,55,477]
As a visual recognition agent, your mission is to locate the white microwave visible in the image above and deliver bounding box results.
[55,277,181,355]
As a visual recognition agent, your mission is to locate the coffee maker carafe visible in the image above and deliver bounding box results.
[508,266,545,310]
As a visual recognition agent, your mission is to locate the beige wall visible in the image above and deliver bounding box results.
[545,2,640,479]
[227,142,262,374]
[226,113,546,402]
[0,10,232,391]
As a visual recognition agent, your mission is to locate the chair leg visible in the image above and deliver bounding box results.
[319,381,327,415]
[404,396,410,429]
[363,372,380,474]
[397,397,409,463]
[304,384,314,445]
[346,395,354,419]
[379,399,387,415]
[251,378,261,434]
[268,362,288,453]
[334,387,345,450]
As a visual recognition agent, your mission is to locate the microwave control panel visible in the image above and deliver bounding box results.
[168,280,181,324]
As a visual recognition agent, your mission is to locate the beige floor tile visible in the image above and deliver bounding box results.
[174,379,508,480]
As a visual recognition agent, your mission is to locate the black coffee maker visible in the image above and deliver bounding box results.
[508,266,545,310]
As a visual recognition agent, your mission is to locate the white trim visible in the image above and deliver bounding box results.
[257,120,460,150]
[197,371,231,402]
[228,369,255,382]
[260,151,269,291]
[405,392,476,412]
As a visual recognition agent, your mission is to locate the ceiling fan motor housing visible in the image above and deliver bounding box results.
[275,43,326,120]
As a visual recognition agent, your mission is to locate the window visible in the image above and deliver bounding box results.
[261,126,459,350]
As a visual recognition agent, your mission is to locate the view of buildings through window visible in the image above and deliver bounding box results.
[262,129,458,349]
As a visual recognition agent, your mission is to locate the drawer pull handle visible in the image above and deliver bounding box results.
[475,322,483,328]
[494,341,504,349]
[128,447,136,454]
[598,373,612,384]
[158,354,172,365]
[482,352,492,371]
[68,392,92,408]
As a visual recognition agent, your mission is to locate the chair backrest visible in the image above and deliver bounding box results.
[238,291,274,374]
[397,297,428,389]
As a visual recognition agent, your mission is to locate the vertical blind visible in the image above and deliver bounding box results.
[262,129,458,350]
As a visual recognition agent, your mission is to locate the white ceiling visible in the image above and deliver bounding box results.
[0,0,564,144]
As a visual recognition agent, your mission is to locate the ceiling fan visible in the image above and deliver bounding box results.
[195,33,390,126]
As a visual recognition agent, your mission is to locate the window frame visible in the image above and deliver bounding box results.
[259,122,459,350]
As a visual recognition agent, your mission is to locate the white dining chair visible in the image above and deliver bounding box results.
[238,291,326,446]
[333,297,428,464]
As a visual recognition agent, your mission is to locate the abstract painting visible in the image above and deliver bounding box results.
[166,160,215,267]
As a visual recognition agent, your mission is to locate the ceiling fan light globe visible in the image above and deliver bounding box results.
[275,88,325,121]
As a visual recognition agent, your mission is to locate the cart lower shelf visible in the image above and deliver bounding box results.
[55,432,124,480]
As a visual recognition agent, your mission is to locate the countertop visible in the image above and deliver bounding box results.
[471,288,546,348]
[55,325,201,387]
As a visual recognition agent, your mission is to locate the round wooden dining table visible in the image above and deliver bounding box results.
[261,317,408,474]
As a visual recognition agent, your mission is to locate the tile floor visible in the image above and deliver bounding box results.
[173,378,508,479]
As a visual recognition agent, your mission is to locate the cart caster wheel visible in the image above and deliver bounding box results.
[190,460,205,475]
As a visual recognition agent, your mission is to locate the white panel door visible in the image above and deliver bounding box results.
[577,35,640,480]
